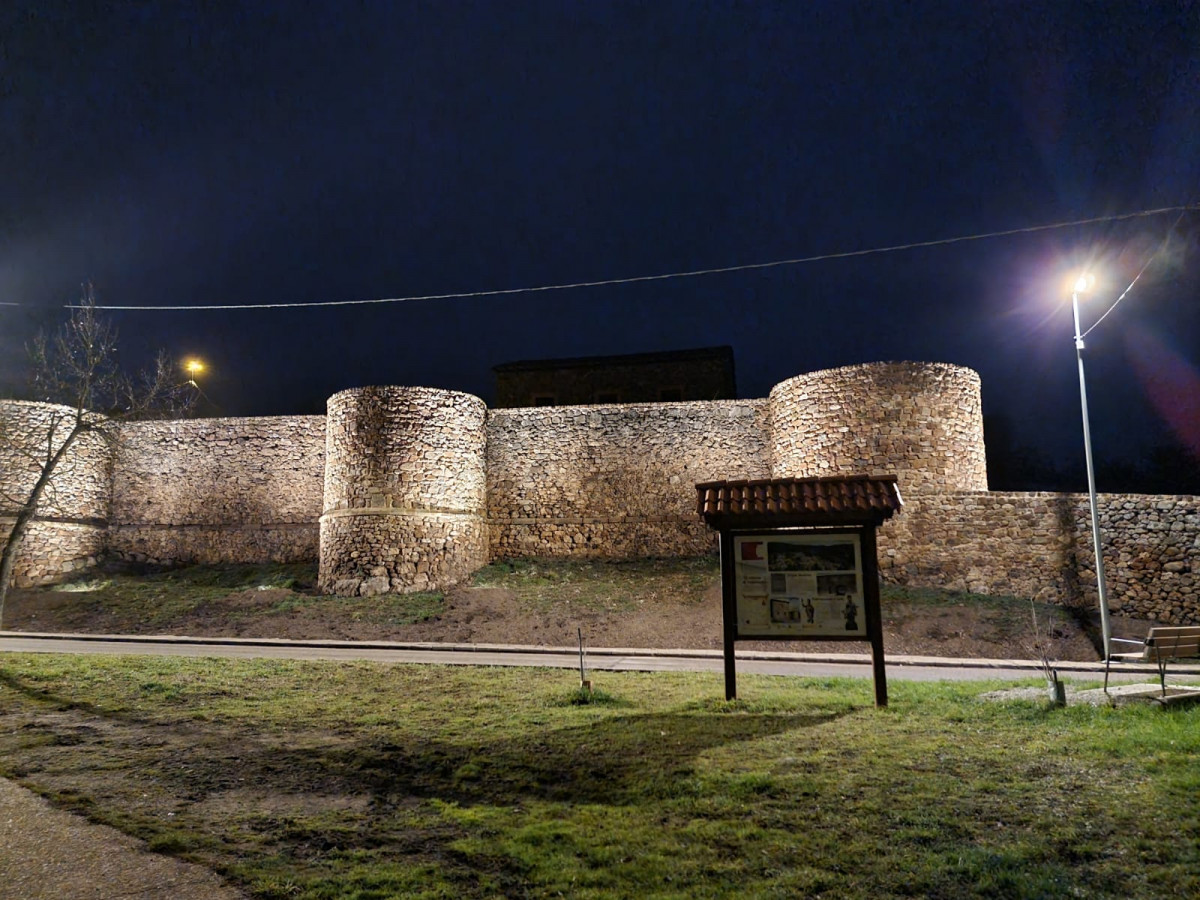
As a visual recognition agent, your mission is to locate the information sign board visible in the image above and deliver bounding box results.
[733,533,866,638]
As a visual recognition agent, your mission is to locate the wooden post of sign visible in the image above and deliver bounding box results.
[860,525,888,708]
[720,530,738,700]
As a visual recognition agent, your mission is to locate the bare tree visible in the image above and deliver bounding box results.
[0,285,195,619]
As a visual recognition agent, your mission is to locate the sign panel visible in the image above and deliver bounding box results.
[733,533,866,637]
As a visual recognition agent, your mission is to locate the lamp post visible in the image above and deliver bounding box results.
[1071,275,1112,658]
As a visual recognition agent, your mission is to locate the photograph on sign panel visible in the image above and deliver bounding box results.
[817,573,858,596]
[768,540,856,572]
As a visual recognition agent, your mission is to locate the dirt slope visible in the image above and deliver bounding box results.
[3,557,1136,661]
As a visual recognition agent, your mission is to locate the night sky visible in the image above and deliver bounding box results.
[3,1,1198,488]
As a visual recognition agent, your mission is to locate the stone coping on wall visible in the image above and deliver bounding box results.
[487,397,766,415]
[324,385,484,406]
[0,399,94,413]
[935,488,1200,502]
[770,359,976,383]
[118,413,327,427]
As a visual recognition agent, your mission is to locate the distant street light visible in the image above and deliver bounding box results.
[184,359,205,386]
[1070,274,1112,658]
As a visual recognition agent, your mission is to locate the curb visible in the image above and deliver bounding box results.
[5,630,1199,676]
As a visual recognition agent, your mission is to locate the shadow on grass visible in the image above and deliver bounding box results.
[1,667,846,809]
[118,707,847,812]
[0,669,853,895]
[0,662,850,810]
[333,709,844,806]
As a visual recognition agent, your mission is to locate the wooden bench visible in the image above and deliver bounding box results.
[1104,626,1200,695]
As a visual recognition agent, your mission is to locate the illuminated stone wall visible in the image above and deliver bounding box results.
[770,362,987,494]
[0,520,108,588]
[107,416,327,565]
[319,386,488,595]
[0,401,112,586]
[487,400,770,558]
[3,363,1196,623]
[880,491,1200,625]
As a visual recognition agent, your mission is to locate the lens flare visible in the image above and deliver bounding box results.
[1123,324,1200,459]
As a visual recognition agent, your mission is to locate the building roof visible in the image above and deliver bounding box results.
[493,345,733,373]
[696,475,903,529]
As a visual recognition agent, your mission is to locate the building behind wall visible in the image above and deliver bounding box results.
[492,346,736,407]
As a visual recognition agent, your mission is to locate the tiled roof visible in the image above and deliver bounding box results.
[696,475,902,527]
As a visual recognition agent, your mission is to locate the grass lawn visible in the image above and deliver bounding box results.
[0,654,1196,899]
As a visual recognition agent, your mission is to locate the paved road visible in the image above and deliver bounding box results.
[5,631,1187,683]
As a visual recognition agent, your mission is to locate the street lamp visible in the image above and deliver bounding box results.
[184,359,205,386]
[1070,274,1112,658]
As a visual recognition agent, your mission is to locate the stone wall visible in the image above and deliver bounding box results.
[487,400,770,558]
[3,362,1197,623]
[881,491,1200,624]
[0,401,113,586]
[107,415,326,565]
[0,401,113,521]
[0,518,108,587]
[319,387,488,595]
[770,362,987,494]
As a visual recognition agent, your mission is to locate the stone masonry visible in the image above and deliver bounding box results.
[487,399,770,559]
[1,361,1196,623]
[107,416,326,566]
[770,362,987,494]
[881,491,1200,622]
[319,387,488,595]
[1,401,111,587]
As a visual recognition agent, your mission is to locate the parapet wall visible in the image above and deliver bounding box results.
[881,491,1200,624]
[107,415,327,565]
[319,386,488,595]
[487,400,770,558]
[770,362,987,494]
[0,401,112,586]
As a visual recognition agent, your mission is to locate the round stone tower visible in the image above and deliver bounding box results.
[768,361,987,494]
[318,386,488,595]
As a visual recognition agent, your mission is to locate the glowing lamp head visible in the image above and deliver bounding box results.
[1073,273,1095,295]
[184,359,205,377]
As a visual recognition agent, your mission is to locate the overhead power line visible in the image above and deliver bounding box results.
[1079,208,1189,339]
[4,203,1193,312]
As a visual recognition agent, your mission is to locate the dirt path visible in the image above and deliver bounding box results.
[0,776,247,899]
